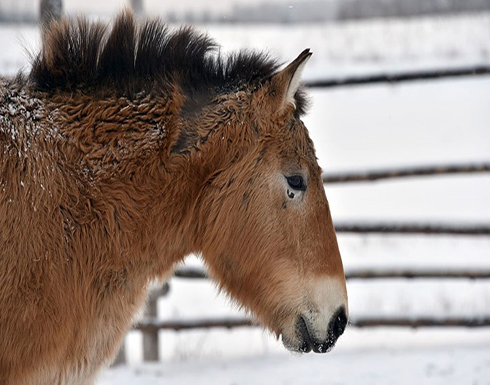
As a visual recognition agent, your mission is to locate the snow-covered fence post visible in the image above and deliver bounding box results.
[129,0,144,17]
[40,0,63,26]
[142,282,169,361]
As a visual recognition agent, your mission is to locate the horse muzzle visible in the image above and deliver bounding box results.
[280,277,348,353]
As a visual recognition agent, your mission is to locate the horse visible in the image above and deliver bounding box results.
[0,12,348,384]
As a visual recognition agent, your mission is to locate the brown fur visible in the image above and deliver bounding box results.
[0,12,346,384]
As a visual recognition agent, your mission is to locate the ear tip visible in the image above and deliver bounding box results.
[300,48,313,60]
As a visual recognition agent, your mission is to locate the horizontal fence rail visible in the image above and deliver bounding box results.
[135,318,254,332]
[343,270,490,279]
[333,222,490,235]
[321,163,490,184]
[352,317,490,328]
[134,316,490,332]
[304,66,490,88]
[174,267,490,280]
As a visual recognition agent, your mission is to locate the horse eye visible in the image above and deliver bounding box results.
[286,175,306,191]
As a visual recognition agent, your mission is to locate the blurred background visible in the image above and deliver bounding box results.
[1,1,490,384]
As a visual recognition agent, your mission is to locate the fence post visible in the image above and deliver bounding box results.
[129,0,144,17]
[40,0,63,26]
[142,282,169,361]
[112,339,126,366]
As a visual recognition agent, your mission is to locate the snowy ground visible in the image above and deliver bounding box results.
[1,12,490,385]
[100,335,490,385]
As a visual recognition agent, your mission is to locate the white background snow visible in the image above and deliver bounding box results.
[1,7,490,384]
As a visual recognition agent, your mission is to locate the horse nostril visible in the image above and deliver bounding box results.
[296,315,313,353]
[330,307,348,340]
[295,308,347,354]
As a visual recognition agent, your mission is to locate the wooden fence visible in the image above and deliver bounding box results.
[113,70,490,364]
[113,161,490,364]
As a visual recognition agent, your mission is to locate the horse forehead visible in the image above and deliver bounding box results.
[274,126,317,165]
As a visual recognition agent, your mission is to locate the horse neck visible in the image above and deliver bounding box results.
[54,89,255,272]
[41,91,194,271]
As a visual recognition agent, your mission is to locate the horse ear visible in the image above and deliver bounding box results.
[270,48,312,111]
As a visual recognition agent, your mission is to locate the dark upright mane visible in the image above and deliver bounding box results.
[30,12,278,94]
[29,12,308,115]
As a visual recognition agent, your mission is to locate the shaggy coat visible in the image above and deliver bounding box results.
[0,12,347,384]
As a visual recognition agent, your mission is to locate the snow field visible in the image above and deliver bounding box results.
[101,331,490,385]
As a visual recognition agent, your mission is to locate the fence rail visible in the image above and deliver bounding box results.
[333,222,490,235]
[133,316,490,333]
[352,317,490,328]
[174,267,490,280]
[322,163,490,184]
[305,66,490,88]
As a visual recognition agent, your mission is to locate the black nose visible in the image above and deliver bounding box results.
[329,307,348,341]
[312,307,348,353]
[311,307,347,353]
[297,307,348,354]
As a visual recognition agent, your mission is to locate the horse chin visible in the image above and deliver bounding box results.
[280,329,336,355]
